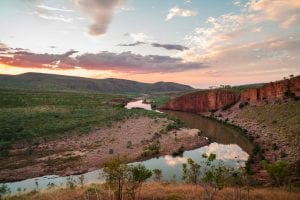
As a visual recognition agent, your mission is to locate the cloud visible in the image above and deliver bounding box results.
[0,42,8,51]
[166,7,198,21]
[75,51,206,73]
[180,0,300,79]
[0,45,207,73]
[248,0,300,28]
[73,0,126,36]
[35,5,74,12]
[30,12,73,23]
[118,41,145,47]
[124,32,154,42]
[118,41,189,51]
[0,48,78,69]
[151,43,189,51]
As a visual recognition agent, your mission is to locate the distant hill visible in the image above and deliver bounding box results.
[0,73,194,93]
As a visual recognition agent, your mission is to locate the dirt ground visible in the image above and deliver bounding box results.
[0,117,208,182]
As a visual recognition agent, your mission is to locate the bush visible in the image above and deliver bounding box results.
[141,143,160,158]
[262,161,290,186]
[0,184,10,199]
[239,101,249,109]
[126,141,133,149]
[172,145,185,157]
[166,119,184,131]
[152,169,162,182]
[272,143,279,150]
[109,149,114,154]
[222,101,237,111]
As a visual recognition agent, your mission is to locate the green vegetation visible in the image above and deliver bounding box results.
[0,184,10,200]
[102,156,152,200]
[182,153,251,200]
[150,95,171,108]
[172,145,185,157]
[152,169,162,182]
[0,73,193,93]
[0,89,165,158]
[217,83,264,93]
[261,161,290,186]
[141,143,160,158]
[238,100,300,140]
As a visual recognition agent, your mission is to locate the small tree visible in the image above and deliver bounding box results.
[182,154,235,200]
[262,160,290,186]
[182,158,201,184]
[152,169,162,182]
[126,164,152,200]
[0,184,10,200]
[102,156,128,200]
[78,175,85,188]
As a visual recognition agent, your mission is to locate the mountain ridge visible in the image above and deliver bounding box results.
[0,72,194,93]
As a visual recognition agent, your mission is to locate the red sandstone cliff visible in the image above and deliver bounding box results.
[163,90,239,113]
[241,76,300,102]
[163,76,300,113]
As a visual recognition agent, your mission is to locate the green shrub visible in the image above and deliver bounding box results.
[262,161,290,186]
[172,145,185,157]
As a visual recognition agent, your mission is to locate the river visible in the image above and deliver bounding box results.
[3,100,252,194]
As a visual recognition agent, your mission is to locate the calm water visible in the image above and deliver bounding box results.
[4,100,252,194]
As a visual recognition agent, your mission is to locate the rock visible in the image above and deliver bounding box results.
[241,76,300,102]
[163,90,239,113]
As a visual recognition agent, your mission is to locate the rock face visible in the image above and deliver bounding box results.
[163,90,239,113]
[163,76,300,113]
[241,76,300,102]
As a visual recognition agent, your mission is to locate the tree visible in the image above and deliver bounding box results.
[152,169,162,182]
[182,158,201,184]
[0,184,10,200]
[126,164,152,200]
[182,154,234,200]
[262,161,290,186]
[102,156,128,200]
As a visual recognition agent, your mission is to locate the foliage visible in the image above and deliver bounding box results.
[0,184,10,200]
[182,153,243,200]
[102,156,152,200]
[152,169,162,182]
[172,145,185,157]
[182,158,201,184]
[165,118,184,131]
[0,89,164,158]
[222,101,237,111]
[261,161,290,186]
[126,164,152,200]
[66,176,77,189]
[141,143,160,158]
[102,156,128,200]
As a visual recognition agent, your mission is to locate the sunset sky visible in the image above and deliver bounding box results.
[0,0,299,88]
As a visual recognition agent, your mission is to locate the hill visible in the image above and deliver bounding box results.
[0,73,194,93]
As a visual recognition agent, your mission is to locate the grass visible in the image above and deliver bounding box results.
[0,88,165,158]
[149,91,187,108]
[238,100,300,143]
[4,182,300,200]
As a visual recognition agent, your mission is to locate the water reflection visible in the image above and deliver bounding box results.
[164,110,253,154]
[125,100,152,110]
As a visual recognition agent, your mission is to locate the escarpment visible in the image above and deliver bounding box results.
[163,76,300,113]
[241,76,300,102]
[163,90,240,113]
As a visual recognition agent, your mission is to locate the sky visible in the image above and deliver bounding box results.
[0,0,299,88]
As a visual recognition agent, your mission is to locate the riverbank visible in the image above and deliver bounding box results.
[0,116,208,182]
[213,100,300,164]
[5,182,300,200]
[200,99,300,182]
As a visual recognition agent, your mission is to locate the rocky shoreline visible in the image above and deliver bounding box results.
[0,116,208,183]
